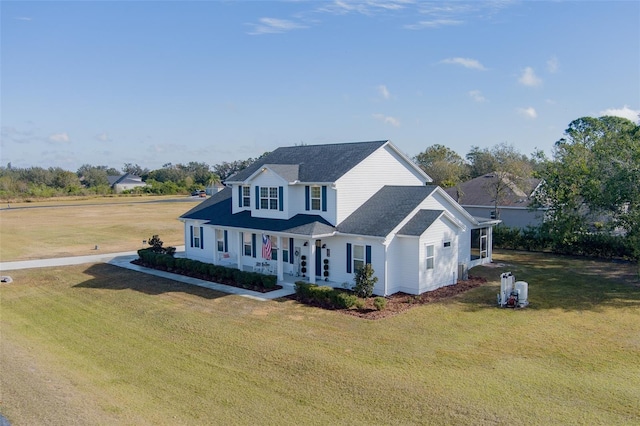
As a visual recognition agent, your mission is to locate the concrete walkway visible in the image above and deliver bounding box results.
[0,247,296,301]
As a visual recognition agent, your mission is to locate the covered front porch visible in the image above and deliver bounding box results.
[210,226,336,286]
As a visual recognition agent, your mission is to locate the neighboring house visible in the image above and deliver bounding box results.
[107,173,146,193]
[445,173,545,229]
[205,182,225,196]
[180,141,499,296]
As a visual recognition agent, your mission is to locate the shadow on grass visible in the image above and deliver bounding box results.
[458,251,640,312]
[75,263,227,300]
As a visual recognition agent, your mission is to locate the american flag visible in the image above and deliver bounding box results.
[262,234,272,260]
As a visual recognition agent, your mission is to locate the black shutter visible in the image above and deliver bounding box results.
[346,243,352,273]
[200,227,204,249]
[289,238,294,264]
[224,230,228,252]
[251,233,256,258]
[366,245,371,265]
[305,186,310,211]
[279,186,284,211]
[255,186,260,210]
[321,185,327,211]
[238,186,242,207]
[190,226,194,247]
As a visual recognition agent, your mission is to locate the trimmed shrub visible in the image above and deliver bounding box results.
[333,292,358,309]
[373,297,387,311]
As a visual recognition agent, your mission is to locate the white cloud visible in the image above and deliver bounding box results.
[441,57,486,70]
[49,132,70,143]
[319,0,411,16]
[96,132,111,142]
[404,19,463,29]
[468,90,486,102]
[373,113,400,127]
[599,105,640,122]
[247,17,307,35]
[377,84,391,100]
[546,56,559,73]
[517,107,538,119]
[518,67,542,87]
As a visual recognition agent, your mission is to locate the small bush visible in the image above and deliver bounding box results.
[373,297,387,311]
[333,292,358,309]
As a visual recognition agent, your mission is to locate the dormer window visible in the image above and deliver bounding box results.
[305,185,327,212]
[260,186,279,210]
[311,186,321,210]
[242,186,251,207]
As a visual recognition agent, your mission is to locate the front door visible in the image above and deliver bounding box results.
[315,239,322,277]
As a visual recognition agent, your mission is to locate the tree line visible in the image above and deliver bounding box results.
[0,156,265,199]
[2,115,637,265]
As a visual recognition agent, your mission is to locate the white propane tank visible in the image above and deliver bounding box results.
[515,281,528,307]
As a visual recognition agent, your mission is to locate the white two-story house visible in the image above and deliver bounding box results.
[179,141,499,296]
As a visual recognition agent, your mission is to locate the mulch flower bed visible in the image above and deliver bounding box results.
[287,276,486,319]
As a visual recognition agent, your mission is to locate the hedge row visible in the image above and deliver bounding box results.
[493,225,637,260]
[137,248,277,290]
[294,281,358,309]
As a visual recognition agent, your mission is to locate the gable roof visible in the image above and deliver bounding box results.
[180,187,335,236]
[107,173,143,187]
[397,210,445,236]
[226,140,388,184]
[337,186,439,237]
[444,173,542,207]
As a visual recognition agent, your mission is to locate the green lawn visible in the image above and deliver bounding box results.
[0,197,200,261]
[1,251,639,424]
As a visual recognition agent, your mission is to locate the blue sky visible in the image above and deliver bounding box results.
[1,1,638,171]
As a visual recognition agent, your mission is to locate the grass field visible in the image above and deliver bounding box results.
[1,250,639,425]
[0,196,201,261]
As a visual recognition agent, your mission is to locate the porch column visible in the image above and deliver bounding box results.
[210,227,217,265]
[488,227,493,262]
[237,232,243,270]
[309,238,316,284]
[276,236,284,282]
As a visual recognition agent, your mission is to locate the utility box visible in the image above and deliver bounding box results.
[498,272,528,308]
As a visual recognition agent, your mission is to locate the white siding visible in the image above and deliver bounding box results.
[335,144,426,224]
[417,218,459,293]
[249,171,289,219]
[183,221,215,264]
[288,184,337,225]
[386,237,419,295]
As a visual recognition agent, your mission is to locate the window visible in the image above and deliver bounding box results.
[282,237,289,263]
[193,226,202,249]
[260,186,279,210]
[310,186,321,210]
[216,229,224,252]
[443,241,451,248]
[471,228,488,260]
[426,244,434,270]
[242,186,251,207]
[353,244,365,272]
[244,233,252,256]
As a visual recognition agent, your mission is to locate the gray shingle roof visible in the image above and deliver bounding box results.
[397,210,444,236]
[337,185,438,237]
[180,187,335,236]
[226,140,388,183]
[444,174,541,207]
